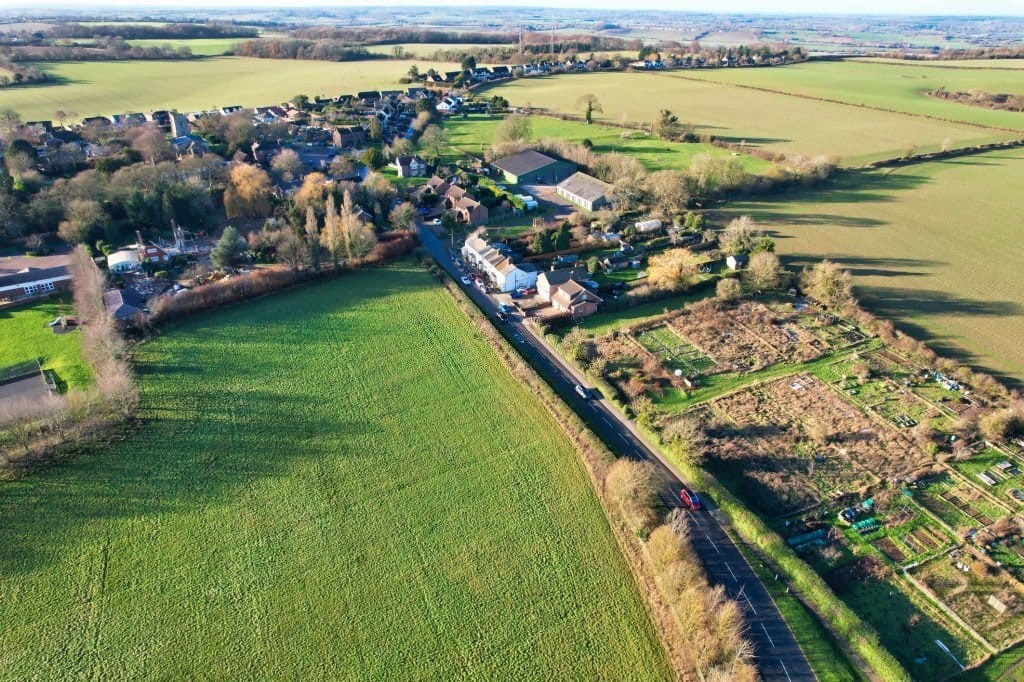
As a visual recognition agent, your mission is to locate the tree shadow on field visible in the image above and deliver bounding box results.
[776,254,946,279]
[714,135,793,146]
[0,265,442,574]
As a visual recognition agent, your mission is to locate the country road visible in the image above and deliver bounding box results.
[419,226,816,681]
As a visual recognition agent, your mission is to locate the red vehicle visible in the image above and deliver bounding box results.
[679,487,703,511]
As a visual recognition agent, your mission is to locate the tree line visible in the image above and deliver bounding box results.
[45,21,257,40]
[232,39,381,61]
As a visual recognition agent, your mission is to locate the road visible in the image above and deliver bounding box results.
[420,226,815,681]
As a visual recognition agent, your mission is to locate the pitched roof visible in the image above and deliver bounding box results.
[538,267,584,289]
[551,280,602,309]
[0,265,70,290]
[557,171,611,203]
[103,288,145,320]
[492,150,559,178]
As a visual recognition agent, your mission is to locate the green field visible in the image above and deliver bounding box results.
[444,114,771,173]
[125,38,245,56]
[0,298,90,390]
[0,265,670,679]
[680,60,1024,131]
[485,71,1011,164]
[725,148,1024,387]
[852,57,1024,70]
[4,57,456,120]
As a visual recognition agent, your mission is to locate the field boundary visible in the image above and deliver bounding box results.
[665,71,1024,137]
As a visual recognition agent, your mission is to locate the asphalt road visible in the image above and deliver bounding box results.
[420,226,815,681]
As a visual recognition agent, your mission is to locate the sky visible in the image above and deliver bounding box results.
[16,0,1024,15]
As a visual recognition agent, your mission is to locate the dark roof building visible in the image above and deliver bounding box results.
[491,150,576,185]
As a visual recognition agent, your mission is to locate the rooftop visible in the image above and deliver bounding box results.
[492,150,559,178]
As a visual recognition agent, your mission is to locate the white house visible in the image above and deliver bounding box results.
[107,249,142,274]
[726,254,749,271]
[461,232,538,293]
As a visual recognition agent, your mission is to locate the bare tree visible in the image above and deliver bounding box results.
[576,94,602,124]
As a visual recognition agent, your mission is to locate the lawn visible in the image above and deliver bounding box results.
[125,38,246,56]
[680,60,1024,132]
[484,71,1013,164]
[724,148,1024,388]
[4,57,458,120]
[0,264,671,679]
[443,114,771,173]
[851,57,1024,70]
[0,297,90,390]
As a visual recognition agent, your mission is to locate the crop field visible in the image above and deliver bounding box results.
[3,57,457,120]
[851,57,1024,70]
[485,71,1012,164]
[0,298,89,391]
[726,148,1024,387]
[125,38,245,55]
[0,265,670,679]
[443,114,769,172]
[679,60,1024,131]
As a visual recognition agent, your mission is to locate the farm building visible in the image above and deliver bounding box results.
[491,150,576,185]
[0,265,72,306]
[555,172,612,211]
[107,250,142,274]
[461,233,538,293]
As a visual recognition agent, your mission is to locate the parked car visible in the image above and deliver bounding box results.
[432,218,442,225]
[498,303,516,314]
[496,312,509,323]
[574,384,593,399]
[679,487,703,511]
[460,276,471,285]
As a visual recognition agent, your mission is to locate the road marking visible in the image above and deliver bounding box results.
[779,659,793,682]
[686,509,705,527]
[724,562,738,581]
[705,535,720,554]
[760,623,776,649]
[601,416,615,428]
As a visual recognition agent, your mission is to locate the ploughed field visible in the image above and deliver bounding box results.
[726,148,1024,387]
[485,70,1016,164]
[0,265,670,679]
[3,57,459,121]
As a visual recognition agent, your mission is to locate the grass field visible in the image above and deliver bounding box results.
[485,71,1011,164]
[444,114,771,173]
[725,147,1024,387]
[852,57,1024,70]
[680,60,1024,131]
[0,265,670,679]
[125,38,245,55]
[0,298,90,390]
[5,57,457,120]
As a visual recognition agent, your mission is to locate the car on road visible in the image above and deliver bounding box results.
[432,218,442,225]
[498,303,516,314]
[460,276,471,285]
[574,384,593,399]
[679,487,703,511]
[512,332,525,344]
[496,312,509,322]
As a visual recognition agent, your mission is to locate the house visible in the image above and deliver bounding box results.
[436,96,462,114]
[220,105,243,115]
[254,106,288,123]
[555,171,612,211]
[107,250,142,274]
[425,175,451,196]
[81,115,111,127]
[0,266,72,306]
[169,112,190,137]
[406,87,428,99]
[332,126,367,148]
[550,279,602,318]
[357,90,381,103]
[460,233,537,292]
[103,287,146,323]
[491,66,511,79]
[170,135,209,159]
[148,110,171,128]
[492,150,576,185]
[392,154,428,178]
[536,268,587,302]
[726,254,749,270]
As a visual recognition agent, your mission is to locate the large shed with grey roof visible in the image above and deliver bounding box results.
[556,172,612,211]
[491,150,576,185]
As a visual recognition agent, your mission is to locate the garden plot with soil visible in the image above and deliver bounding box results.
[912,552,1024,650]
[915,474,1008,532]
